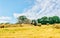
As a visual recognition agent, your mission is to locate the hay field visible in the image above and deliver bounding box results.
[0,24,60,38]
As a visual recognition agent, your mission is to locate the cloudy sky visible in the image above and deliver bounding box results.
[0,0,60,23]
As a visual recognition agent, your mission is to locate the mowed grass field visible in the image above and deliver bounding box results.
[0,24,60,38]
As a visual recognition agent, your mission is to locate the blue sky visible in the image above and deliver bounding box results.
[0,0,35,23]
[0,0,60,23]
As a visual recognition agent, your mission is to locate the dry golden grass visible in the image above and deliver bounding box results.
[0,24,60,38]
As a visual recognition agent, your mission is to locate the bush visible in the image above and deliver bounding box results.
[31,20,37,26]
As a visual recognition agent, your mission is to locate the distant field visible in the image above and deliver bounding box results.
[0,24,60,38]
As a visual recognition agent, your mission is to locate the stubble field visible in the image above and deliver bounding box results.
[0,24,60,38]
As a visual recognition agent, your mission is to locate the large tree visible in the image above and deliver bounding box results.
[37,16,60,24]
[48,17,54,24]
[52,16,60,23]
[17,15,31,24]
[17,16,27,24]
[37,16,48,24]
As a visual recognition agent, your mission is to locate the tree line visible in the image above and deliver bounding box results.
[37,16,60,24]
[0,15,60,28]
[17,16,60,25]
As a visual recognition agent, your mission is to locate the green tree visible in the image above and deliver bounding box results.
[37,16,60,24]
[17,15,31,24]
[37,16,48,24]
[17,16,27,24]
[52,16,60,23]
[37,18,41,23]
[48,17,54,24]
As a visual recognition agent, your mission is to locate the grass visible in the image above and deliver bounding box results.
[0,24,60,38]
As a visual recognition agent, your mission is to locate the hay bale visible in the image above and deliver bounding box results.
[0,25,4,28]
[37,23,41,27]
[53,24,60,29]
[0,24,4,28]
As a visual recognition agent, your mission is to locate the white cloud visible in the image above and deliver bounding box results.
[13,0,60,19]
[0,16,12,23]
[0,20,9,23]
[13,13,26,18]
[0,16,11,20]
